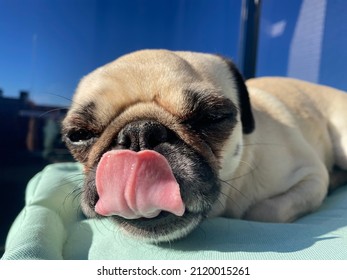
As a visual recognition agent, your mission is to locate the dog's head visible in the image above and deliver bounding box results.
[62,49,254,242]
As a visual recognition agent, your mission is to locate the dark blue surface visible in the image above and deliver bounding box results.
[0,0,241,106]
[0,0,346,106]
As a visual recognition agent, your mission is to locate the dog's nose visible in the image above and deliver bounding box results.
[117,120,170,151]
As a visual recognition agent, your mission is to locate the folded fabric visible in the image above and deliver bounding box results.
[2,163,347,260]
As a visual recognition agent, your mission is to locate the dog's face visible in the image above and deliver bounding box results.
[62,49,254,242]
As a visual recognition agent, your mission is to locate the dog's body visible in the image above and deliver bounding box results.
[220,77,347,222]
[62,49,347,242]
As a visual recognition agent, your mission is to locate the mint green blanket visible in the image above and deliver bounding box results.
[2,163,347,259]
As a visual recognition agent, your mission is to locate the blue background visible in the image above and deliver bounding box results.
[0,0,241,106]
[0,0,346,106]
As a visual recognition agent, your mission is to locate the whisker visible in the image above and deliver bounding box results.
[217,190,244,215]
[48,93,74,104]
[219,178,250,202]
[216,156,258,217]
[238,160,256,171]
[54,172,85,211]
[59,174,84,186]
[39,107,69,118]
[241,141,283,148]
[49,93,113,121]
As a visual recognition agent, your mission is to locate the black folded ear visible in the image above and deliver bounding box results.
[217,56,255,134]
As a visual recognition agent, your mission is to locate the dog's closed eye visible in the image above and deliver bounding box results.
[65,129,97,146]
[183,90,237,127]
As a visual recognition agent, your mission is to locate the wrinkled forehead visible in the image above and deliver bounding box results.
[66,51,240,125]
[68,67,196,126]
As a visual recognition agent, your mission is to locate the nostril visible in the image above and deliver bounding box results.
[118,135,131,148]
[117,130,132,149]
[144,126,168,149]
[116,120,173,151]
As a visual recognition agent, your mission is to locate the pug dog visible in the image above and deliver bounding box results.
[62,49,347,243]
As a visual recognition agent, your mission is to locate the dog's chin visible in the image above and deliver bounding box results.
[110,211,204,243]
[81,201,205,242]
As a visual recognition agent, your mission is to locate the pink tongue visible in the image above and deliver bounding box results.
[95,150,185,219]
